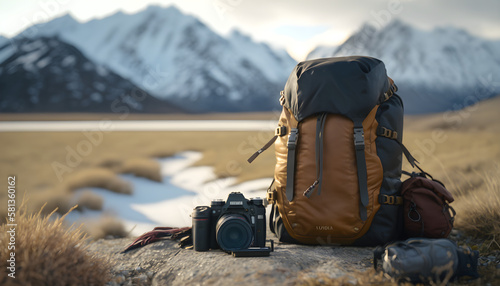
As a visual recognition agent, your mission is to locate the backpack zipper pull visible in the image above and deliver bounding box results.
[303,180,319,198]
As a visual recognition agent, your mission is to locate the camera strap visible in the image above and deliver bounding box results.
[122,226,192,253]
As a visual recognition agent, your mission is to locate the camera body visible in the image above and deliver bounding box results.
[192,192,266,252]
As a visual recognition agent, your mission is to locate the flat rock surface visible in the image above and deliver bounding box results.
[87,230,374,286]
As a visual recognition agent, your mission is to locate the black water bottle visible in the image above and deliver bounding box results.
[192,206,211,251]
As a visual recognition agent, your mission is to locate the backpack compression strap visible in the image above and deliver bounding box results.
[285,127,299,201]
[352,77,396,218]
[376,126,418,168]
[354,119,369,221]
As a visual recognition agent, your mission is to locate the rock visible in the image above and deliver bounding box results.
[86,230,375,285]
[119,270,129,277]
[114,274,126,284]
[132,274,149,285]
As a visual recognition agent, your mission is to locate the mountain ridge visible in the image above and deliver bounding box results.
[3,10,499,114]
[306,19,500,114]
[0,36,181,113]
[10,5,296,112]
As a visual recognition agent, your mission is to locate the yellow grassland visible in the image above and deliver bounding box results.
[0,96,499,241]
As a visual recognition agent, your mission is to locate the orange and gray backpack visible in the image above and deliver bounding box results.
[249,56,417,246]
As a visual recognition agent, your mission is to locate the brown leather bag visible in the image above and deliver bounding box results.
[401,173,456,238]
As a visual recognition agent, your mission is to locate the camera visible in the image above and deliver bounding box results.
[192,192,269,255]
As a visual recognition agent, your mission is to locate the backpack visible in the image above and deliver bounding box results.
[373,238,479,283]
[401,171,456,238]
[249,56,416,245]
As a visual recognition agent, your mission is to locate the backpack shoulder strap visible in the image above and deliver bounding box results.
[353,119,369,221]
[285,108,299,201]
[376,126,418,167]
[285,126,299,201]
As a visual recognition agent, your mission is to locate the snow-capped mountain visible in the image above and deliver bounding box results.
[0,36,181,113]
[13,5,296,112]
[307,20,500,114]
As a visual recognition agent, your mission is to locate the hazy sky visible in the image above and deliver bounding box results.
[1,0,499,60]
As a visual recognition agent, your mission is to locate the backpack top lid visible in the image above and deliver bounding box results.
[283,56,390,122]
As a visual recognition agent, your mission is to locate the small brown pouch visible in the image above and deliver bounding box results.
[401,173,456,238]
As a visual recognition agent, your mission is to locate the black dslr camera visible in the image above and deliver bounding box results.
[192,192,272,256]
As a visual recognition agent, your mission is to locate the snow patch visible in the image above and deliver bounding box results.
[66,81,79,90]
[90,92,102,102]
[160,151,202,176]
[11,48,46,72]
[0,43,16,64]
[20,39,45,52]
[65,151,271,236]
[83,62,94,70]
[96,65,108,76]
[93,81,106,91]
[36,56,51,68]
[61,55,76,67]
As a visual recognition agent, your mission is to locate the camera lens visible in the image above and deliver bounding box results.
[216,214,253,251]
[192,206,211,251]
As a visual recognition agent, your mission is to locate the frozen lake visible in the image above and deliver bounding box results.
[65,151,272,236]
[0,120,276,132]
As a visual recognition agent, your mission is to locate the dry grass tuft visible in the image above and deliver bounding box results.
[29,190,73,216]
[119,157,162,182]
[149,150,177,159]
[76,190,104,211]
[81,215,127,239]
[97,157,123,171]
[0,201,111,285]
[453,170,500,242]
[65,167,132,194]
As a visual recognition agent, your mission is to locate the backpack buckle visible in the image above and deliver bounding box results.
[353,127,365,150]
[275,126,287,136]
[383,127,392,138]
[267,189,276,204]
[379,194,403,205]
[287,128,299,150]
[381,127,398,140]
[384,92,391,101]
[279,90,286,106]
